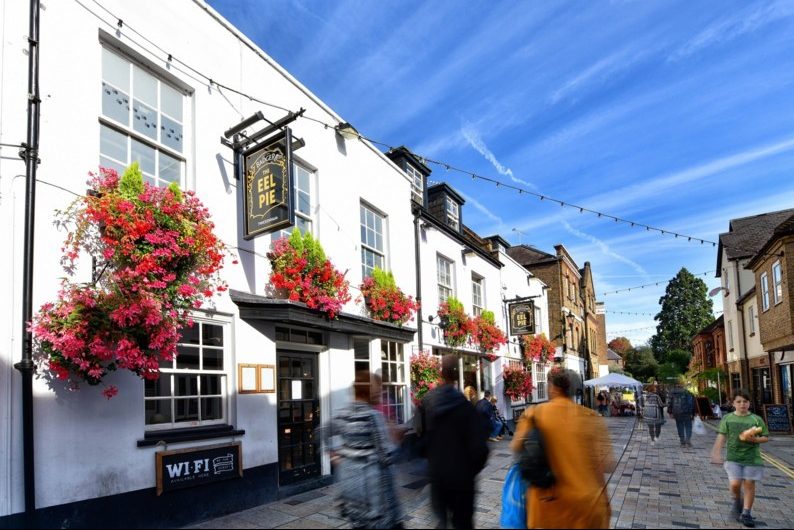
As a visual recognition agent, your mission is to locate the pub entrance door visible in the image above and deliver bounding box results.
[277,350,320,485]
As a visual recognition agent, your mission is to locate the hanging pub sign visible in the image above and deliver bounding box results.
[508,300,535,336]
[242,128,295,239]
[156,442,243,495]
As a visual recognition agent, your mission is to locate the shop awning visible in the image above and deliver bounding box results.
[583,372,643,389]
[229,289,417,342]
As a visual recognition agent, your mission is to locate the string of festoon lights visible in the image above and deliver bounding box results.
[601,271,714,296]
[604,310,657,317]
[71,0,741,255]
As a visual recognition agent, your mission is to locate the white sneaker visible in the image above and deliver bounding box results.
[651,439,656,446]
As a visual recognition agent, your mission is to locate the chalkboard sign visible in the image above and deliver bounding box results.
[695,397,714,419]
[763,404,792,434]
[156,442,243,495]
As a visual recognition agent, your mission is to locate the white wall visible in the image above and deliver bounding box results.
[0,0,416,513]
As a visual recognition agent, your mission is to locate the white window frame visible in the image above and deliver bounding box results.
[773,261,783,305]
[272,162,315,242]
[437,254,455,303]
[761,272,770,311]
[380,341,407,424]
[360,202,387,278]
[406,164,424,202]
[100,46,187,189]
[534,362,547,402]
[471,274,484,316]
[446,198,460,231]
[748,305,756,335]
[144,316,229,431]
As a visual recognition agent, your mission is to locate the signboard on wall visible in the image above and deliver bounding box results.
[242,128,294,239]
[156,442,242,495]
[763,404,792,433]
[508,301,535,336]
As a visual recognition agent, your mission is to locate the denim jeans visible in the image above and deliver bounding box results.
[490,419,502,438]
[675,416,693,442]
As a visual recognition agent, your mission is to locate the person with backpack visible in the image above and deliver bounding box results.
[710,389,770,528]
[511,367,613,529]
[667,386,696,447]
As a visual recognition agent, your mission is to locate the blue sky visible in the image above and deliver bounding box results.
[208,0,794,346]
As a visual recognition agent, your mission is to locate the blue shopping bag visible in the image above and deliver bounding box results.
[499,463,528,529]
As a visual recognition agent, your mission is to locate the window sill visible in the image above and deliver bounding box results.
[137,424,245,448]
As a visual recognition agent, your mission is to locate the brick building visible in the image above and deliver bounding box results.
[691,315,727,398]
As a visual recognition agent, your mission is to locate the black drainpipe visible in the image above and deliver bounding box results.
[413,208,423,350]
[14,0,41,514]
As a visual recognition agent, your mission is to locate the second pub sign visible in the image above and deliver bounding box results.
[243,128,295,239]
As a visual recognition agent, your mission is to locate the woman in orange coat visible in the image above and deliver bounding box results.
[511,368,614,529]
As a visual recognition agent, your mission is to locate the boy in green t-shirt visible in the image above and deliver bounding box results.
[710,390,770,528]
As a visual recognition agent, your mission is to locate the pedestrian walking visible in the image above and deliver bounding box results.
[511,368,613,529]
[491,396,513,438]
[475,390,501,441]
[423,355,490,529]
[642,384,666,445]
[710,389,770,528]
[332,371,403,529]
[667,386,696,446]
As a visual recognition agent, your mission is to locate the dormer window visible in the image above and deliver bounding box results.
[406,164,424,204]
[446,198,460,231]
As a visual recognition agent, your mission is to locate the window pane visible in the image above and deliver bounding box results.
[133,66,158,108]
[180,324,200,345]
[160,83,183,121]
[176,374,199,395]
[297,166,310,193]
[295,216,311,234]
[176,345,200,370]
[297,190,311,216]
[200,375,222,396]
[201,398,223,421]
[145,399,172,425]
[161,115,184,153]
[204,348,223,370]
[145,376,172,398]
[100,125,127,163]
[132,99,158,140]
[131,138,156,175]
[101,83,130,125]
[102,49,129,91]
[99,156,125,175]
[159,151,181,184]
[202,324,224,347]
[175,398,199,422]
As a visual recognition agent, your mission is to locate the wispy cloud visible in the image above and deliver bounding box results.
[549,46,648,104]
[669,1,794,61]
[562,220,648,277]
[459,191,504,228]
[460,122,537,190]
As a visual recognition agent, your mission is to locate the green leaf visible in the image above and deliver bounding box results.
[119,162,145,199]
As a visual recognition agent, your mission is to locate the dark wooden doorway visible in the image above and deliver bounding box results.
[277,351,320,485]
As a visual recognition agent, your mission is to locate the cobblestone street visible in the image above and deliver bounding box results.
[190,417,794,529]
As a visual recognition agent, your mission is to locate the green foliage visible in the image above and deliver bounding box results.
[664,348,692,373]
[446,296,465,313]
[650,267,714,361]
[608,336,633,355]
[371,267,397,289]
[288,230,327,270]
[119,162,144,199]
[623,345,658,382]
[608,365,626,374]
[701,387,720,403]
[697,367,727,383]
[480,309,496,324]
[657,362,684,383]
[167,181,183,202]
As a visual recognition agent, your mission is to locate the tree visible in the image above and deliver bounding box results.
[608,336,633,355]
[623,345,658,382]
[650,267,713,363]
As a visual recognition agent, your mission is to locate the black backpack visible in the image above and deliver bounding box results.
[518,407,555,489]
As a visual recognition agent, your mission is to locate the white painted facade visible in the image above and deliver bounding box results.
[720,252,765,372]
[0,0,554,521]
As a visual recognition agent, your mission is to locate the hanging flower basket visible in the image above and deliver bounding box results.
[472,310,507,362]
[437,297,473,349]
[522,333,557,363]
[267,230,351,319]
[410,350,441,406]
[503,364,534,401]
[359,267,419,326]
[30,164,227,398]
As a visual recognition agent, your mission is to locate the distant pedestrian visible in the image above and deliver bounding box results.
[667,386,696,447]
[475,390,501,441]
[710,389,770,528]
[642,384,666,445]
[464,385,478,405]
[511,368,613,529]
[491,396,513,438]
[596,392,607,416]
[332,371,403,529]
[423,355,490,529]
